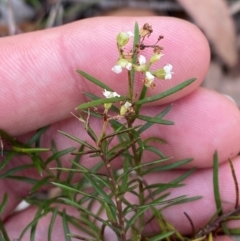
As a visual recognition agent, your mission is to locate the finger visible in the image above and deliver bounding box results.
[0,17,210,136]
[4,157,240,240]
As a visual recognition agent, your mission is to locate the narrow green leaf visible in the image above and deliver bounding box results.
[67,233,97,241]
[58,130,96,150]
[48,207,58,241]
[76,70,113,91]
[83,173,114,205]
[31,154,43,176]
[117,157,171,183]
[129,195,189,213]
[46,147,76,165]
[148,231,175,241]
[144,137,167,145]
[136,114,174,125]
[142,158,193,175]
[60,198,118,231]
[129,22,140,96]
[12,146,51,153]
[137,105,172,134]
[76,95,127,110]
[144,183,184,191]
[0,193,8,216]
[120,156,130,193]
[70,149,100,156]
[136,85,147,114]
[228,158,239,208]
[0,129,19,146]
[160,196,202,213]
[101,124,142,141]
[62,209,72,241]
[0,219,10,241]
[0,152,15,171]
[67,145,84,183]
[52,182,112,205]
[143,145,167,158]
[26,125,50,146]
[144,169,196,202]
[125,207,148,232]
[135,78,196,105]
[30,204,45,241]
[104,203,117,223]
[6,176,39,184]
[30,176,52,193]
[0,164,34,179]
[213,151,222,216]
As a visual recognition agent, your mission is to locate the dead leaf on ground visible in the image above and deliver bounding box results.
[176,0,237,67]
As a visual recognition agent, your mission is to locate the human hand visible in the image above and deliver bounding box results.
[1,17,240,241]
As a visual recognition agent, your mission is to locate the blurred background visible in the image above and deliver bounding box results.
[0,0,240,105]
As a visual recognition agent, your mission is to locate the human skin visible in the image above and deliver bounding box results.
[0,17,240,241]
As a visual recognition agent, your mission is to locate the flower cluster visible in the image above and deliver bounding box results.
[103,23,174,115]
[111,23,174,89]
[103,89,132,116]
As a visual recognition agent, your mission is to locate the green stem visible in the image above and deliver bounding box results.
[128,70,133,101]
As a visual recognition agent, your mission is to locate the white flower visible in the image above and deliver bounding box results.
[139,55,146,65]
[103,89,120,98]
[112,65,122,74]
[123,101,132,108]
[144,71,155,88]
[150,52,164,64]
[117,31,134,47]
[163,64,174,80]
[120,101,132,115]
[125,62,132,70]
[146,71,154,81]
[111,59,132,74]
[126,31,134,37]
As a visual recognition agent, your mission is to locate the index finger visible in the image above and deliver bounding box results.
[0,17,210,135]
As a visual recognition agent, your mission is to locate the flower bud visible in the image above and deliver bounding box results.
[120,101,132,115]
[117,31,134,47]
[104,103,112,110]
[144,72,155,88]
[149,52,164,64]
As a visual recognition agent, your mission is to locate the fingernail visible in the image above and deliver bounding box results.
[223,94,237,105]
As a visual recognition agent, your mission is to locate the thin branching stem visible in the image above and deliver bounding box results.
[99,150,126,241]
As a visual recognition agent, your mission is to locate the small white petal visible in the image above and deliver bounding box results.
[124,101,132,108]
[139,55,146,65]
[103,89,120,98]
[112,65,122,74]
[127,31,134,37]
[126,62,132,70]
[164,64,173,73]
[165,73,172,80]
[103,89,111,98]
[163,64,173,80]
[112,92,121,97]
[145,71,155,81]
